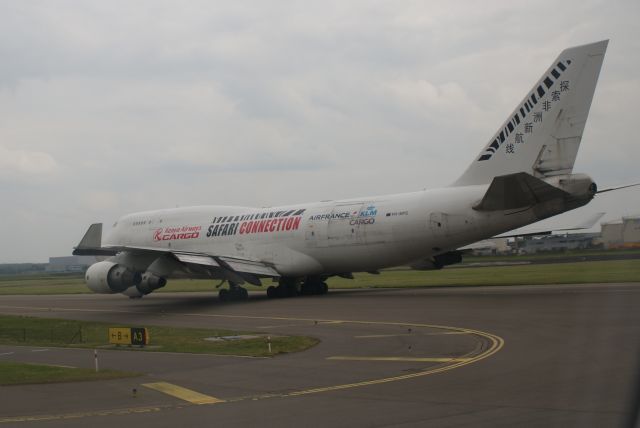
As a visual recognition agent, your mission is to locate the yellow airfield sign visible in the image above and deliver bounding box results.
[108,327,149,346]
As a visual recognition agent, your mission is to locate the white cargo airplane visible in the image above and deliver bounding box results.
[75,40,614,300]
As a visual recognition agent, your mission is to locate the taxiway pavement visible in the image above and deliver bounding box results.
[1,283,639,427]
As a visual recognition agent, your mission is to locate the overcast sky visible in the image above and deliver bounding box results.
[1,0,638,263]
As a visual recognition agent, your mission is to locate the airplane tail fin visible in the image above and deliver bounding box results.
[454,40,608,186]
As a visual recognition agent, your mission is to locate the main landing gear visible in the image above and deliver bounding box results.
[218,282,249,302]
[218,277,328,301]
[266,277,328,299]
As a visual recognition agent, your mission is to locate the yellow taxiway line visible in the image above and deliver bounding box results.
[355,331,468,338]
[0,305,504,424]
[354,333,413,338]
[142,382,224,405]
[327,356,472,363]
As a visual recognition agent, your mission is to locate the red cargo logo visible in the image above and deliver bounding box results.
[153,226,201,241]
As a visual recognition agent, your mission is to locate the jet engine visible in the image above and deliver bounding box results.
[545,173,597,200]
[85,261,142,294]
[121,272,167,298]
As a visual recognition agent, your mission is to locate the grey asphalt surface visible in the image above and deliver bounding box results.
[0,283,639,427]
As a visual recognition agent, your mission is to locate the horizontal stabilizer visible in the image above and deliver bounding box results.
[474,172,568,211]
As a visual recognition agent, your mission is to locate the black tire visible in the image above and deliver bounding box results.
[219,288,229,302]
[267,286,277,298]
[240,287,249,300]
[320,282,328,295]
[285,284,298,298]
[300,283,311,296]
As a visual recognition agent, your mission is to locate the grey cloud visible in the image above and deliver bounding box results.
[0,0,638,262]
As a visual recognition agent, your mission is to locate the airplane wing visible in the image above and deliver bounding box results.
[458,212,605,252]
[73,224,279,286]
[492,211,605,238]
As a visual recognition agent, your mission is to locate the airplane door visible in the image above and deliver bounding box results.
[430,212,473,238]
[148,214,163,246]
[305,217,328,248]
[327,203,365,247]
[305,203,365,248]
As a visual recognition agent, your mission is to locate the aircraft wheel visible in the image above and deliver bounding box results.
[267,286,277,299]
[285,284,298,298]
[310,284,318,295]
[226,287,248,301]
[219,288,229,302]
[320,283,328,295]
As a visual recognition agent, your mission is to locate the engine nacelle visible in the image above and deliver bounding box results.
[121,272,167,298]
[544,173,597,200]
[85,261,142,294]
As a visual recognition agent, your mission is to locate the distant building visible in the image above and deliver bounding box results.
[46,256,101,273]
[601,216,640,249]
[468,238,511,256]
[514,233,599,254]
[0,263,47,275]
[601,220,624,248]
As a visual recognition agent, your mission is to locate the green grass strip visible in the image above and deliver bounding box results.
[0,315,318,357]
[0,361,138,385]
[329,259,640,288]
